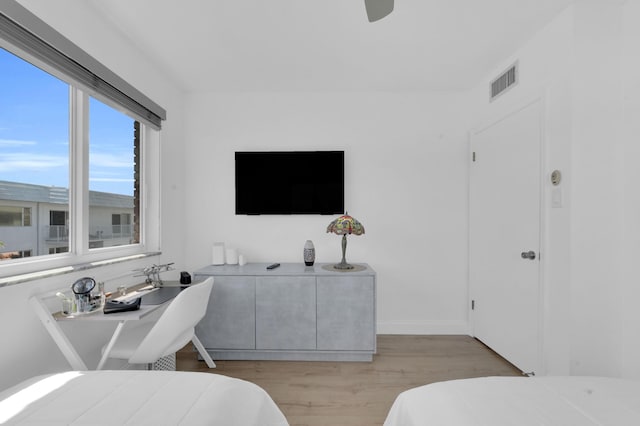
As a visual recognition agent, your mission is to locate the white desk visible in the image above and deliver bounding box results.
[30,285,216,370]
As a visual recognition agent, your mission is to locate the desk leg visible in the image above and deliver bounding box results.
[29,296,88,371]
[96,321,126,370]
[191,335,216,368]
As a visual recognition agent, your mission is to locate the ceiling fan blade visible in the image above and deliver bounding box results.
[364,0,394,22]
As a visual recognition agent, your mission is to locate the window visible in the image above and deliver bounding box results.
[111,214,132,236]
[0,47,69,261]
[0,249,31,260]
[48,247,67,255]
[49,210,68,226]
[0,3,164,279]
[0,206,31,227]
[48,210,68,244]
[0,48,143,261]
[89,97,139,248]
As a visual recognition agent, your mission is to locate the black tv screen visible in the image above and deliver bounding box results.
[235,151,344,215]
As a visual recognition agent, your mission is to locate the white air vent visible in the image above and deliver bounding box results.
[490,62,518,101]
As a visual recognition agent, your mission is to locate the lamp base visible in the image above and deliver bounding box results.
[333,262,354,270]
[322,264,366,273]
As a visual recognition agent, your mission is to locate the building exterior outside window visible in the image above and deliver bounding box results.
[0,181,134,260]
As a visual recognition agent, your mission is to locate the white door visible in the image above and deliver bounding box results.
[469,100,542,375]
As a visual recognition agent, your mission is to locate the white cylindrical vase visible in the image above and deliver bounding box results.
[212,242,225,265]
[226,248,238,265]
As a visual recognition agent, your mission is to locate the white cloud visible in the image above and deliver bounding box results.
[90,178,134,183]
[0,139,37,147]
[90,153,134,168]
[0,153,67,172]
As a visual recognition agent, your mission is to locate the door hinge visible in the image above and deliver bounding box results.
[472,151,476,162]
[471,300,475,310]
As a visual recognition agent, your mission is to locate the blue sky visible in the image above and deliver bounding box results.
[0,48,135,196]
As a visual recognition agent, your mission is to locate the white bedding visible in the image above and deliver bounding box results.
[0,370,288,425]
[384,376,640,426]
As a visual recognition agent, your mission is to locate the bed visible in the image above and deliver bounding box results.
[384,376,640,426]
[0,370,288,425]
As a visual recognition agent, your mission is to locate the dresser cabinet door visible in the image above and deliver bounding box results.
[195,275,256,349]
[316,276,375,351]
[256,276,316,350]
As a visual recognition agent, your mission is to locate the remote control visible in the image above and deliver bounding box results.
[266,263,280,270]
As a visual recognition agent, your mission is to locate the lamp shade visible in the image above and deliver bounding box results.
[326,213,365,236]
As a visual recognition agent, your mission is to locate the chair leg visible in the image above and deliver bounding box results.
[192,335,216,368]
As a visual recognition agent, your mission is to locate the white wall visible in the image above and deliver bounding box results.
[569,0,625,378]
[467,0,640,380]
[182,91,471,334]
[0,0,187,390]
[620,0,640,380]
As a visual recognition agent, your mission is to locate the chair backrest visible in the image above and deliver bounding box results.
[128,277,213,364]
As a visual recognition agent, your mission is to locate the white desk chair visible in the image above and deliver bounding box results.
[101,277,214,369]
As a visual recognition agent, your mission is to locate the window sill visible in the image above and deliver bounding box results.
[0,251,161,288]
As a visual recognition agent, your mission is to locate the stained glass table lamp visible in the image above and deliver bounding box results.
[326,212,365,270]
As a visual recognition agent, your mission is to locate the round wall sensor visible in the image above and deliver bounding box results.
[551,170,562,186]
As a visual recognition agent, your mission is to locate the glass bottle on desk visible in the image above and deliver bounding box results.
[97,281,105,308]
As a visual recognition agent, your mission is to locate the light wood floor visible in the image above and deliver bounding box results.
[177,335,522,426]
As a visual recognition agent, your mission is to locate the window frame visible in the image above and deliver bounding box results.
[0,42,161,282]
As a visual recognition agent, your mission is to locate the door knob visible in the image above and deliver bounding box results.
[521,251,536,260]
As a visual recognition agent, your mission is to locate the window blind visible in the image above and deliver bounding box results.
[0,1,166,129]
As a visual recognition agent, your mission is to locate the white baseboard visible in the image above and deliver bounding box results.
[377,320,469,335]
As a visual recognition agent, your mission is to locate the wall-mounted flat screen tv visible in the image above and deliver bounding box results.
[235,151,344,215]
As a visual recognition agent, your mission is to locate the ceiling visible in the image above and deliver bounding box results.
[87,0,575,93]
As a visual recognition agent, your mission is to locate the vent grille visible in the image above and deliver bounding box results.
[490,62,518,101]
